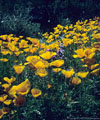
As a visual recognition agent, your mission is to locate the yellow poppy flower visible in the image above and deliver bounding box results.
[52,68,61,72]
[90,69,100,76]
[19,40,28,48]
[13,37,19,42]
[2,84,11,91]
[77,71,89,78]
[48,84,51,88]
[19,36,23,38]
[1,49,12,55]
[73,48,95,59]
[0,94,8,102]
[0,95,11,107]
[26,56,40,63]
[40,43,46,49]
[13,65,25,74]
[8,79,31,97]
[62,38,73,47]
[0,35,7,40]
[35,68,48,77]
[14,51,22,56]
[24,47,30,52]
[34,60,49,69]
[26,56,49,69]
[3,76,16,84]
[29,38,40,47]
[8,45,19,52]
[3,100,12,105]
[90,64,99,70]
[84,48,95,59]
[73,48,85,58]
[46,38,54,43]
[28,45,38,54]
[62,69,75,78]
[35,61,45,69]
[31,88,42,98]
[0,58,8,62]
[40,51,57,60]
[71,77,81,85]
[50,60,64,67]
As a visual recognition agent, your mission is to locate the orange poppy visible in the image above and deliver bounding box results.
[8,79,31,97]
[71,77,81,85]
[31,88,42,98]
[13,65,25,74]
[50,60,64,67]
[62,68,75,78]
[40,51,57,60]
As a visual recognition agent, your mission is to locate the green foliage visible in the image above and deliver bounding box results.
[0,4,41,37]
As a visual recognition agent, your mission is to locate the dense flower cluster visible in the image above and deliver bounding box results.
[0,17,100,119]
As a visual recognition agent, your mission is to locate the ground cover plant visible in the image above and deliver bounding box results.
[0,17,100,120]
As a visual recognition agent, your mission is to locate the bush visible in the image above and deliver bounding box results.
[0,4,41,37]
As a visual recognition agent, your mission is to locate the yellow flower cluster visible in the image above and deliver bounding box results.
[0,17,100,118]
